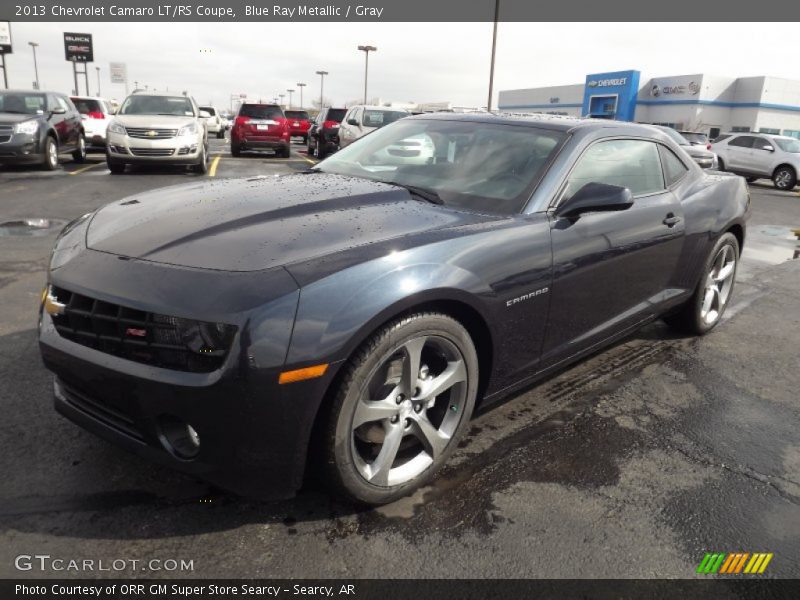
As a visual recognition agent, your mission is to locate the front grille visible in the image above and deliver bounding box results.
[125,127,178,139]
[58,379,144,441]
[49,286,236,373]
[0,125,12,143]
[129,147,175,157]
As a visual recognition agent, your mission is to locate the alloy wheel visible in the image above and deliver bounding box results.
[774,168,794,189]
[47,139,58,168]
[700,244,736,326]
[350,335,468,487]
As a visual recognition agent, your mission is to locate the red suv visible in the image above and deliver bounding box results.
[285,110,311,144]
[230,103,290,158]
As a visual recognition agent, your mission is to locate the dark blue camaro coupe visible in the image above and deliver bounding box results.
[39,114,750,504]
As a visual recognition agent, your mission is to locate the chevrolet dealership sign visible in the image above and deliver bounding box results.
[587,77,628,88]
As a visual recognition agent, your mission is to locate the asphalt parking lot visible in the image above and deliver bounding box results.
[1,138,799,579]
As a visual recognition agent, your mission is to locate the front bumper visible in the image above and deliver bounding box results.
[0,133,44,164]
[107,131,203,165]
[38,249,334,499]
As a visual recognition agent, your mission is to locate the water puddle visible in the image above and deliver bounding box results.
[0,218,67,237]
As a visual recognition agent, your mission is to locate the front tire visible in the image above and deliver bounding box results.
[42,136,59,171]
[664,232,739,335]
[772,165,797,190]
[324,313,479,505]
[717,157,726,171]
[193,145,208,174]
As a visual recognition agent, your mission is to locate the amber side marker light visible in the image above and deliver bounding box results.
[278,364,329,384]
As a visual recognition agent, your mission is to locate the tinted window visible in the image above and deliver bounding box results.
[239,104,283,119]
[728,136,755,148]
[199,106,216,116]
[713,134,731,143]
[659,145,689,186]
[71,98,103,114]
[0,92,46,114]
[565,139,665,198]
[120,95,195,116]
[285,110,309,120]
[55,95,71,112]
[752,137,774,151]
[326,108,347,122]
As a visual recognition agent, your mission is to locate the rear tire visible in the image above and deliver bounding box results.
[323,312,478,505]
[72,136,86,163]
[664,232,739,335]
[717,157,726,171]
[231,143,241,157]
[317,142,328,160]
[279,144,291,158]
[216,130,224,139]
[772,165,797,190]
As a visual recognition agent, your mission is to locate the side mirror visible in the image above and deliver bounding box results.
[347,118,358,126]
[50,106,67,115]
[555,182,634,218]
[762,145,774,152]
[198,110,211,118]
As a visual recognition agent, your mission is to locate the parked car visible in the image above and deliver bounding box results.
[39,115,749,505]
[0,90,85,170]
[285,110,312,144]
[105,92,209,175]
[338,105,409,149]
[199,105,226,139]
[712,132,800,189]
[71,96,114,150]
[654,126,718,169]
[230,103,290,158]
[678,131,710,148]
[307,107,347,159]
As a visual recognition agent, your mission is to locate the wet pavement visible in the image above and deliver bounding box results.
[0,149,798,578]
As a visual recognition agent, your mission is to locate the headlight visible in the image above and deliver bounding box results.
[178,121,198,136]
[49,212,93,271]
[14,120,39,135]
[107,121,126,135]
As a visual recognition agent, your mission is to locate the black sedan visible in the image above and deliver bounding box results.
[39,114,750,505]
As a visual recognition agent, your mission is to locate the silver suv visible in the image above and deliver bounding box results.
[106,92,209,174]
[711,133,800,190]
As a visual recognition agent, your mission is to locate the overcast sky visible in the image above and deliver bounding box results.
[4,22,799,109]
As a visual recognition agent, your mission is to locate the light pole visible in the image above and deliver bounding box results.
[28,42,40,90]
[315,70,328,111]
[95,66,101,96]
[287,89,294,109]
[296,82,306,109]
[357,45,377,104]
[487,0,500,112]
[279,93,285,107]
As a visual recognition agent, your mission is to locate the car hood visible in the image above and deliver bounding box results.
[86,173,487,272]
[112,114,197,129]
[0,113,43,125]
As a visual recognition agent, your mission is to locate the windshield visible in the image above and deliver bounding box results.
[119,95,195,116]
[285,110,310,120]
[71,98,104,114]
[325,108,347,122]
[0,92,46,115]
[659,127,691,146]
[240,105,283,119]
[774,138,800,153]
[316,119,566,215]
[362,110,408,128]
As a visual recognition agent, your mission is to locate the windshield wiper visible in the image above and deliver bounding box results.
[390,182,444,205]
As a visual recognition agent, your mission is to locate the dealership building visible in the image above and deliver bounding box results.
[499,70,800,140]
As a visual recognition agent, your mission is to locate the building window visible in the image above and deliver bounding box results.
[731,126,751,132]
[759,128,781,135]
[783,130,800,139]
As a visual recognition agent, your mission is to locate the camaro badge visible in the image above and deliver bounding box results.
[507,287,549,307]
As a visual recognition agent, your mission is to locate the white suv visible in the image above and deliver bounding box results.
[199,105,226,139]
[106,92,209,174]
[338,105,409,149]
[712,133,800,190]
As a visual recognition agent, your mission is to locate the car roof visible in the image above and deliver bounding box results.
[2,89,56,94]
[348,105,409,111]
[405,111,667,136]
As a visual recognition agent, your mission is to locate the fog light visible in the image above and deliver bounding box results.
[158,415,201,459]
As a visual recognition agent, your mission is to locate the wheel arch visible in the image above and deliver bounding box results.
[772,162,797,178]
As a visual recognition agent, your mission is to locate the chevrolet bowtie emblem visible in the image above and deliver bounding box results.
[146,130,157,137]
[44,290,66,316]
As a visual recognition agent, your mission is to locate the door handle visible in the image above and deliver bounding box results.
[663,213,682,227]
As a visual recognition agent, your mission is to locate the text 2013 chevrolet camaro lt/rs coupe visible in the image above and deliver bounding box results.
[39,114,750,505]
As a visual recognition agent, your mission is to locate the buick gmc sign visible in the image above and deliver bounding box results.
[63,32,93,62]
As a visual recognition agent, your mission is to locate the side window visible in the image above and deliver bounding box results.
[344,108,354,124]
[659,145,689,186]
[728,136,754,148]
[353,108,361,124]
[59,96,74,112]
[752,137,773,151]
[564,139,665,199]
